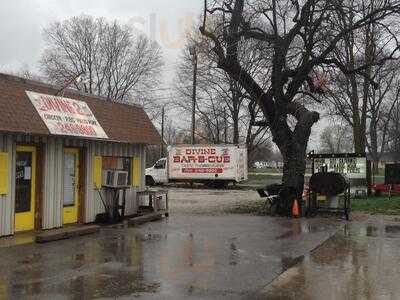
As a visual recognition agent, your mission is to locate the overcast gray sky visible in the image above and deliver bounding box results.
[0,0,202,75]
[0,0,326,149]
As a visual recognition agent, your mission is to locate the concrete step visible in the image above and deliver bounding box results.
[35,225,100,243]
[127,211,167,226]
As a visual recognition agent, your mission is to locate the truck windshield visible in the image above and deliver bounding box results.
[154,159,166,169]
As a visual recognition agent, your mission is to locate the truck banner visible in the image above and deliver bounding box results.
[169,146,237,180]
[26,91,108,139]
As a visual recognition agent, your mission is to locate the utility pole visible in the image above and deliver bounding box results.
[189,45,198,145]
[160,106,165,158]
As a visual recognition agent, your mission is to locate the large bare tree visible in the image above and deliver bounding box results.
[200,0,400,199]
[326,0,400,154]
[366,61,400,172]
[40,15,164,105]
[319,124,353,154]
[387,101,400,154]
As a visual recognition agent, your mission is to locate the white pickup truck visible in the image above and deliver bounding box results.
[146,144,248,188]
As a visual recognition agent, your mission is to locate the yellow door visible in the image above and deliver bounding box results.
[63,148,80,224]
[15,146,36,232]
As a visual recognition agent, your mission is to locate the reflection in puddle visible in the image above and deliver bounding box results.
[0,231,165,299]
[18,253,42,265]
[350,225,400,238]
[275,222,329,240]
[229,243,239,266]
[385,225,400,234]
[0,217,341,299]
[280,255,305,272]
[261,223,400,299]
[68,271,160,298]
[136,233,168,241]
[366,225,378,237]
[0,233,35,248]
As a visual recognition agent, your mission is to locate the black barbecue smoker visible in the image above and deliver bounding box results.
[307,171,351,220]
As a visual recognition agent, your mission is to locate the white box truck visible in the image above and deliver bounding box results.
[146,144,248,188]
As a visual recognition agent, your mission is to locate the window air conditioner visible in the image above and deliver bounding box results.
[102,170,129,188]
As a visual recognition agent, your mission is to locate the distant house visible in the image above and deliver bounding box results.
[253,152,284,169]
[367,152,400,169]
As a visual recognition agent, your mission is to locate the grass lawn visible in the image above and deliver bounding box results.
[246,173,282,187]
[249,167,282,174]
[351,196,400,215]
[229,197,400,216]
[244,173,312,187]
[228,195,400,216]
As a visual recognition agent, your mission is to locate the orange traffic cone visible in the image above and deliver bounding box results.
[292,199,300,218]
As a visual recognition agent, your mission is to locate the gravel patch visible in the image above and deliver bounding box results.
[167,187,262,215]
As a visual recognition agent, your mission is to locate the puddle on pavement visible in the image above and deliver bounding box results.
[135,233,168,241]
[385,225,400,235]
[259,223,400,299]
[1,232,162,299]
[280,255,305,272]
[18,253,42,265]
[229,242,239,265]
[0,233,35,248]
[346,224,400,238]
[275,222,330,240]
[9,271,161,299]
[0,216,342,299]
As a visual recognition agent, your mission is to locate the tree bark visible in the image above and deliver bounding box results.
[281,143,307,198]
[232,101,240,144]
[271,101,319,200]
[353,124,366,154]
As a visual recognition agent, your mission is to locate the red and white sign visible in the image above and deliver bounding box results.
[169,145,237,180]
[26,91,108,139]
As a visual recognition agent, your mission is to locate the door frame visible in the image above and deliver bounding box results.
[14,145,37,232]
[63,148,81,225]
[78,147,86,224]
[35,144,44,231]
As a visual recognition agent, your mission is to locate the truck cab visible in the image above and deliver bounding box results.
[145,158,168,186]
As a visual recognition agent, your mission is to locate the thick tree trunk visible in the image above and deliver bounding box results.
[231,82,241,144]
[269,102,319,216]
[281,143,307,199]
[268,136,309,216]
[369,116,380,174]
[372,160,379,175]
[353,124,366,154]
[271,140,307,216]
[232,113,239,144]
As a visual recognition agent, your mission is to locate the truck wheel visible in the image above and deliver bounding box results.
[204,181,214,188]
[146,176,155,186]
[214,181,228,189]
[220,181,229,189]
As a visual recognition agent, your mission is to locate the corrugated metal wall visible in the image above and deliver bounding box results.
[0,133,147,236]
[84,142,144,223]
[0,135,15,236]
[42,138,64,229]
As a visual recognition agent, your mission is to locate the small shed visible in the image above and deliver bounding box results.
[0,73,160,237]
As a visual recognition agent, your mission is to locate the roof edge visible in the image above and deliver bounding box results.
[0,73,144,109]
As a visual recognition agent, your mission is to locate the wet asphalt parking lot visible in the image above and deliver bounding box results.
[1,188,400,299]
[0,215,340,299]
